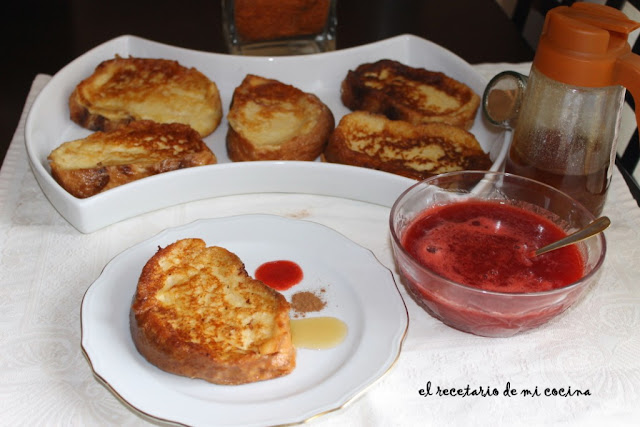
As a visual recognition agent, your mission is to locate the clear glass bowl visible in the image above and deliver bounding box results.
[389,171,606,338]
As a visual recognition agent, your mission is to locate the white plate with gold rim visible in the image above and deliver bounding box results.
[25,34,507,234]
[81,214,409,426]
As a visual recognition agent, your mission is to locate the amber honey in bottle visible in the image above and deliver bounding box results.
[503,62,624,216]
[505,127,614,216]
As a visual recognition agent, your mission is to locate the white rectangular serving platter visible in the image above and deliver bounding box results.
[25,34,508,233]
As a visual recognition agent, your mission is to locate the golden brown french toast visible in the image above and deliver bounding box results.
[48,120,217,198]
[226,74,335,161]
[324,111,492,180]
[69,56,223,137]
[130,238,296,385]
[341,59,480,130]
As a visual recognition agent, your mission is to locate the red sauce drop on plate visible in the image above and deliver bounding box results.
[255,260,303,291]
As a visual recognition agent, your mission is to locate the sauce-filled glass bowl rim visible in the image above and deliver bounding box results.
[389,171,607,298]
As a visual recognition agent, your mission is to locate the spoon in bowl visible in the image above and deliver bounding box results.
[532,216,611,257]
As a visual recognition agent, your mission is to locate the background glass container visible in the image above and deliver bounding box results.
[222,0,337,56]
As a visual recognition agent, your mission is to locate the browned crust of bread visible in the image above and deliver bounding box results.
[341,59,480,130]
[48,120,216,198]
[69,56,223,137]
[324,111,492,180]
[69,95,118,132]
[130,238,296,385]
[226,74,335,161]
[226,125,330,161]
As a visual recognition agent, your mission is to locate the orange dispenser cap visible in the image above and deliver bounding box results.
[534,2,639,87]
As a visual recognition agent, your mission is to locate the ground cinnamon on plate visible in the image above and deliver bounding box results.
[291,290,326,317]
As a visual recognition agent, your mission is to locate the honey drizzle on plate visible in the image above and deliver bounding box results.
[290,317,347,349]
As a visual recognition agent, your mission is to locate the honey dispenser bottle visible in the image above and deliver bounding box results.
[484,3,640,216]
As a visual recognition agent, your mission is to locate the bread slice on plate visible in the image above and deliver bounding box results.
[130,238,296,385]
[48,120,217,198]
[324,111,492,180]
[341,59,480,130]
[69,56,223,137]
[226,74,335,161]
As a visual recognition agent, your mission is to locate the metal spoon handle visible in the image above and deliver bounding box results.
[533,216,611,257]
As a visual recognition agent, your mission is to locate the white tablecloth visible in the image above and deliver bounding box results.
[1,65,639,426]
